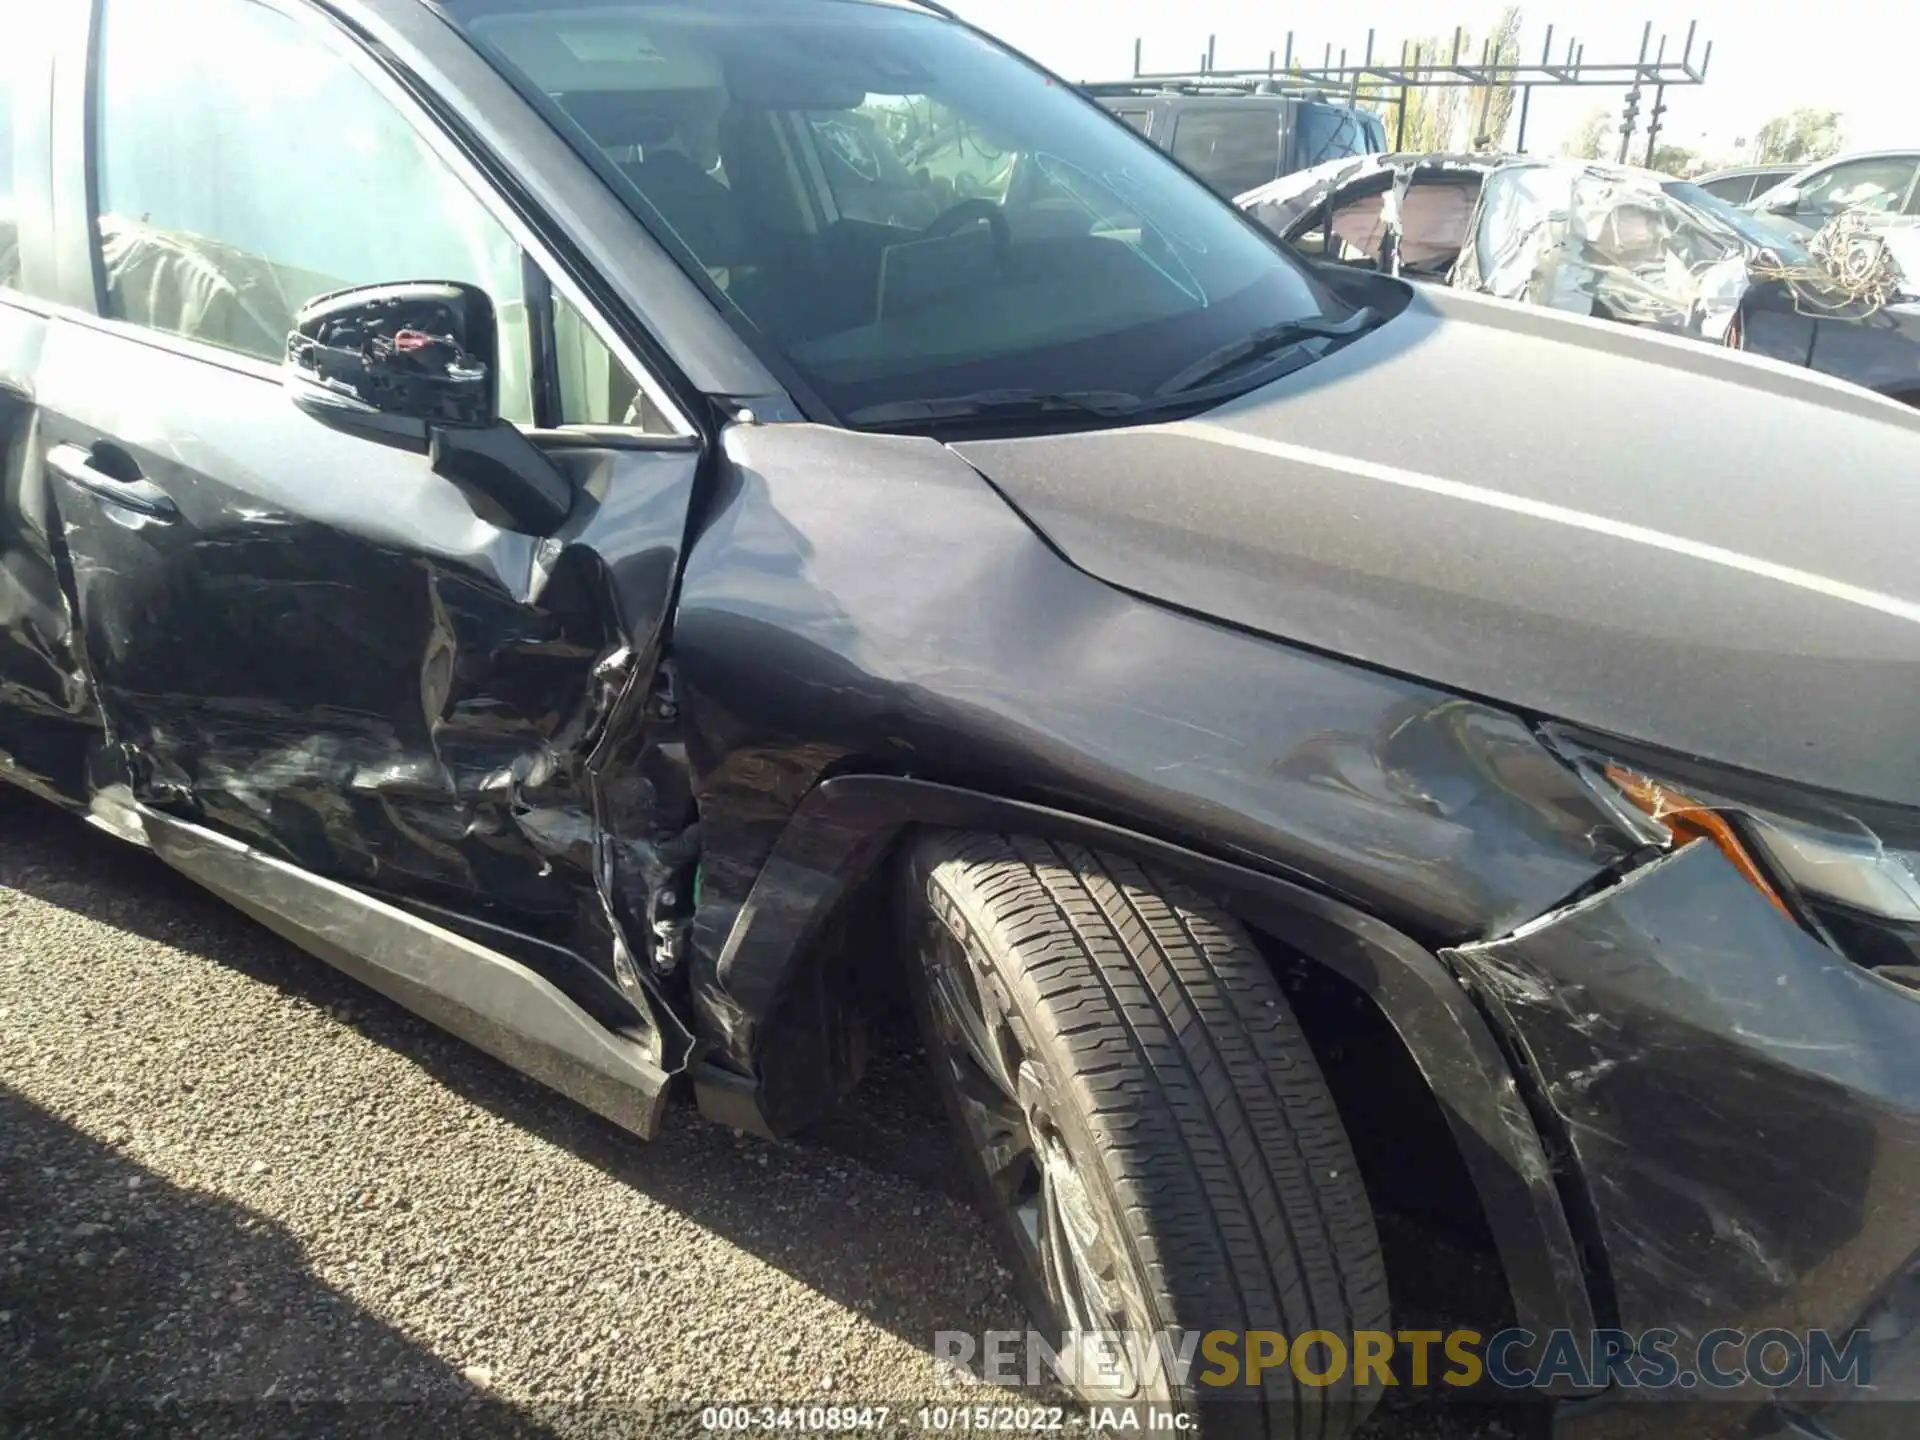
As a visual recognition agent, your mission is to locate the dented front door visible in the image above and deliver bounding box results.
[36,317,626,919]
[27,0,711,1065]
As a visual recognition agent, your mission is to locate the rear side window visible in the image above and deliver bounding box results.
[90,0,533,420]
[1115,109,1151,135]
[1170,109,1282,199]
[1695,174,1754,204]
[1296,104,1379,170]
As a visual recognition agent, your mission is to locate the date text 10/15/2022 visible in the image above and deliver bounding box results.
[691,1326,1873,1436]
[700,1407,1175,1433]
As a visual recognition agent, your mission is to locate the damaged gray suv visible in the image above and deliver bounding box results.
[5,2,1920,1436]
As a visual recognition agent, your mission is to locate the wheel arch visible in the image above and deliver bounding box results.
[687,771,1599,1346]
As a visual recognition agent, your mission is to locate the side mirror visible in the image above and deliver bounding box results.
[284,281,572,535]
[1758,185,1801,215]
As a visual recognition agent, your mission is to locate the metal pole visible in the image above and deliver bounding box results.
[1618,22,1651,162]
[1644,82,1667,166]
[1133,37,1142,78]
[1396,41,1415,149]
[1475,36,1494,144]
[1516,84,1532,152]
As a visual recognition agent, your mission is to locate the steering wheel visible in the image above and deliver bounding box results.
[921,198,1012,265]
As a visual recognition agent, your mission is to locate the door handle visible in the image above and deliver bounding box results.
[46,442,178,520]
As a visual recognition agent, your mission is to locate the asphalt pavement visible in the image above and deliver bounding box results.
[0,783,1509,1439]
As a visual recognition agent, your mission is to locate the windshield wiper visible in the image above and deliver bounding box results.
[1155,307,1380,397]
[845,388,1148,429]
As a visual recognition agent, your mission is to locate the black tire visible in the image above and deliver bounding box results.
[903,831,1389,1439]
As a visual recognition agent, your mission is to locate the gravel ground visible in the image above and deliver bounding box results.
[0,783,1513,1439]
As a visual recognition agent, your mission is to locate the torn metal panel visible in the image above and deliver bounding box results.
[1450,840,1920,1380]
[1452,160,1753,341]
[1236,153,1406,234]
[1241,151,1497,278]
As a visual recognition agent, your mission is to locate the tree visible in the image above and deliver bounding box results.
[1385,11,1525,153]
[1646,143,1699,176]
[1467,7,1524,149]
[1562,105,1613,160]
[1752,108,1843,166]
[1398,33,1471,151]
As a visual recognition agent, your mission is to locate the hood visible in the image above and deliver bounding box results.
[952,284,1920,807]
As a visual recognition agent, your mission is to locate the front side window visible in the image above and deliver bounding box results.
[552,290,675,431]
[450,0,1345,426]
[1786,157,1920,219]
[92,0,532,421]
[1170,109,1283,199]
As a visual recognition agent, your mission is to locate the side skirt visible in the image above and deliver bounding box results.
[139,807,671,1139]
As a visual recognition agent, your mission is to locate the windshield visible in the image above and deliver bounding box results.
[443,0,1346,424]
[1663,180,1810,260]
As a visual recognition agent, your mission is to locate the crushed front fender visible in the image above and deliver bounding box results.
[1448,839,1920,1394]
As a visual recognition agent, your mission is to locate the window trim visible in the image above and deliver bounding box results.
[76,0,697,441]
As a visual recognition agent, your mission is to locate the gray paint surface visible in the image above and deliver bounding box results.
[957,283,1920,806]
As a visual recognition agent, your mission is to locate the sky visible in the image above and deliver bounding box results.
[948,0,1919,164]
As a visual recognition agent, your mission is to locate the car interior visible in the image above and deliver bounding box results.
[469,7,1284,404]
[1290,173,1483,279]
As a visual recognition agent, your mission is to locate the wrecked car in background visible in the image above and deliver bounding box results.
[1243,152,1920,405]
[1747,148,1920,234]
[8,3,1920,1438]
